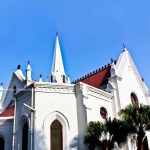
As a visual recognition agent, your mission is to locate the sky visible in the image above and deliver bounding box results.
[0,0,150,89]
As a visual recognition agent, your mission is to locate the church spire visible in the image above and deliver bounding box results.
[51,33,66,83]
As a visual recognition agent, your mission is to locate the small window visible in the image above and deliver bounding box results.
[51,75,53,82]
[63,75,65,83]
[100,107,108,119]
[131,93,138,104]
[13,86,17,94]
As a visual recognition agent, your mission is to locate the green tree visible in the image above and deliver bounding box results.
[120,104,150,150]
[84,121,105,150]
[84,118,131,150]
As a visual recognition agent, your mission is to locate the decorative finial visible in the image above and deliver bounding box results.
[111,58,114,64]
[123,43,126,49]
[0,83,3,86]
[67,75,71,84]
[28,61,30,64]
[17,65,21,70]
[39,74,43,82]
[47,76,49,82]
[56,32,58,36]
[122,43,127,52]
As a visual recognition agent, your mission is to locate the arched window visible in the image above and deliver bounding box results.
[22,122,29,150]
[62,75,66,83]
[51,120,63,150]
[13,86,17,95]
[100,107,108,119]
[131,93,138,104]
[0,135,4,150]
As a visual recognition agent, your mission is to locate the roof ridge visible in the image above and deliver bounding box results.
[72,63,111,84]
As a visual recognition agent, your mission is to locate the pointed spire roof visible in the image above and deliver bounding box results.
[116,46,149,95]
[51,34,66,83]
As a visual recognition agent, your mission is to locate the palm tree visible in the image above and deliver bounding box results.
[84,121,105,150]
[84,118,131,150]
[105,118,133,149]
[120,104,150,150]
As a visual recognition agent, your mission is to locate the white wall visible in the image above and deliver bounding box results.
[33,84,78,150]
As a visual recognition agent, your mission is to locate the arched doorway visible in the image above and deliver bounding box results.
[22,122,29,150]
[0,135,4,150]
[50,119,63,150]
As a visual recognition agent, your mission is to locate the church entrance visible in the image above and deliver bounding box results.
[0,136,4,150]
[50,120,63,150]
[22,122,29,150]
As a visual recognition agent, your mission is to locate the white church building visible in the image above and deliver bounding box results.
[0,35,150,150]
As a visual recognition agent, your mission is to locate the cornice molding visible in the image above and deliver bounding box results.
[34,83,75,94]
[87,85,112,101]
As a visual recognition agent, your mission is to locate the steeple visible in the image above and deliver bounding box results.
[51,33,66,83]
[0,83,3,100]
[26,61,32,80]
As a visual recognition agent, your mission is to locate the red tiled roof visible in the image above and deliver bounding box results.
[73,64,111,88]
[0,107,14,117]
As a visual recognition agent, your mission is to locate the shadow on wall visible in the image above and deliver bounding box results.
[69,136,79,150]
[34,131,81,150]
[34,130,79,150]
[34,130,47,150]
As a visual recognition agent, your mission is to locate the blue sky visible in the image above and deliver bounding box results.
[0,0,150,89]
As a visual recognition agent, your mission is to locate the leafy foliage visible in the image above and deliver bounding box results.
[84,121,105,149]
[120,104,150,136]
[120,103,150,150]
[84,118,131,150]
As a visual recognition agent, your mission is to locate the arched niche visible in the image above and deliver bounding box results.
[43,111,69,150]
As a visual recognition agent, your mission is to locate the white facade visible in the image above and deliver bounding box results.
[0,36,149,150]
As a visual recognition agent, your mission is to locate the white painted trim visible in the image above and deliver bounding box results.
[0,116,14,120]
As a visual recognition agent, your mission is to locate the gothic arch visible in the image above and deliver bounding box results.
[50,119,63,150]
[18,116,30,150]
[43,111,69,150]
